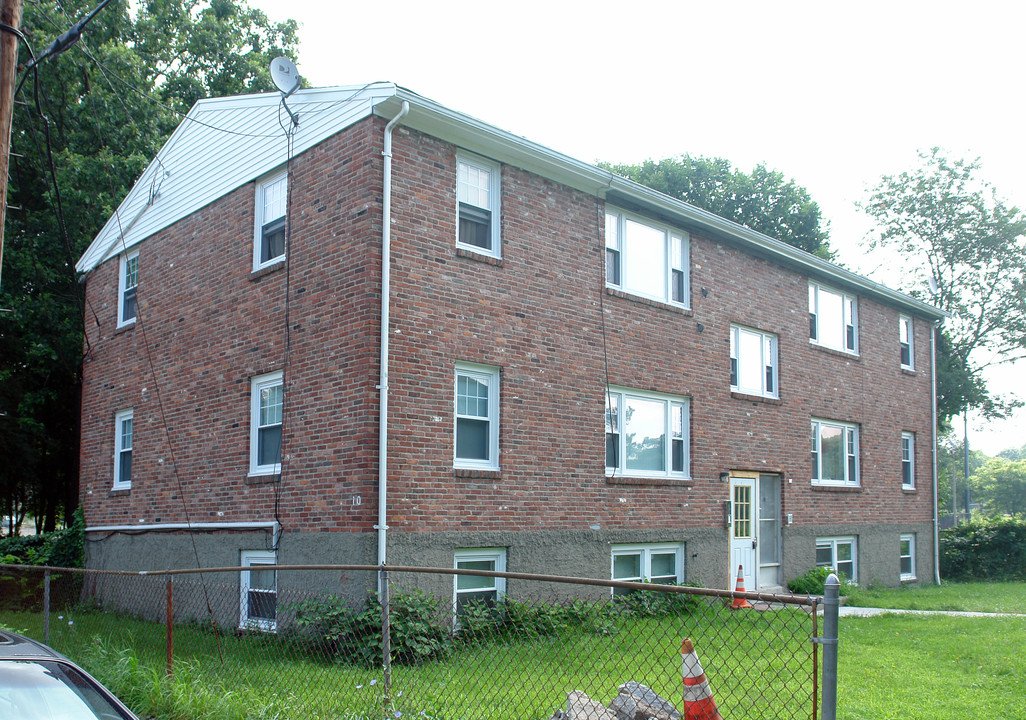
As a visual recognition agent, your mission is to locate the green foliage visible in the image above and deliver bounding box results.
[786,566,854,595]
[861,148,1026,421]
[1,0,300,532]
[289,589,452,667]
[0,509,85,567]
[941,516,1026,581]
[973,458,1026,516]
[612,582,702,618]
[603,155,833,258]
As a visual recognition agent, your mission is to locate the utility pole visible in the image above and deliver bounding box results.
[963,412,971,522]
[0,0,24,291]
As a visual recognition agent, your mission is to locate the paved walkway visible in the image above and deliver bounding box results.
[838,606,1025,618]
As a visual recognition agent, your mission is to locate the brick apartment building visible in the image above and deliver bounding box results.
[76,83,943,628]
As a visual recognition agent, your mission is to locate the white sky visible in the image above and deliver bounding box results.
[252,0,1025,455]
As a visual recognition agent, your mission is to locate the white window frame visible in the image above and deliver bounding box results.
[808,282,858,354]
[815,536,857,583]
[730,324,779,398]
[453,548,507,615]
[811,418,860,486]
[605,208,690,308]
[610,543,684,595]
[454,363,500,471]
[252,169,288,271]
[899,315,914,370]
[901,432,915,489]
[605,387,690,480]
[117,250,139,328]
[456,153,501,259]
[899,534,916,581]
[113,409,133,490]
[250,371,283,476]
[239,549,277,631]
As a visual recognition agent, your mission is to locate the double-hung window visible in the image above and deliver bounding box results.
[118,250,139,327]
[899,534,916,580]
[453,548,506,616]
[240,550,276,631]
[113,409,133,490]
[809,282,857,353]
[605,388,689,479]
[605,209,689,307]
[899,315,914,370]
[611,543,684,595]
[253,170,287,270]
[816,537,857,582]
[250,371,283,476]
[901,432,915,489]
[454,363,500,470]
[730,325,778,398]
[457,154,501,257]
[811,418,859,485]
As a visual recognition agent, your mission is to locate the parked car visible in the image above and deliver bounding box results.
[0,628,138,719]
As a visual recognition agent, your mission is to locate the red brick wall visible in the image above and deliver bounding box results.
[80,117,935,544]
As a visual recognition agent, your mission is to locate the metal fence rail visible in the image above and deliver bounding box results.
[0,564,838,719]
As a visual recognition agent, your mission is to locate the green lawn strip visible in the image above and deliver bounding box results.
[837,614,1026,720]
[845,581,1025,613]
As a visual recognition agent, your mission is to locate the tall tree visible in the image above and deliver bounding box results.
[0,0,299,531]
[973,458,1026,517]
[603,155,834,259]
[861,148,1026,422]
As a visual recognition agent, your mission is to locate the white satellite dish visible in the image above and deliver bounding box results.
[270,56,301,97]
[928,276,939,297]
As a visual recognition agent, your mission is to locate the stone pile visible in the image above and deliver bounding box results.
[549,681,681,720]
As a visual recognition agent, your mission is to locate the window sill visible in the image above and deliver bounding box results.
[810,483,862,493]
[730,391,782,405]
[901,367,916,376]
[109,487,131,496]
[902,486,917,494]
[250,260,285,281]
[456,247,503,267]
[245,473,280,486]
[809,342,859,361]
[604,287,692,315]
[114,322,135,336]
[454,468,501,481]
[900,576,917,583]
[605,475,693,488]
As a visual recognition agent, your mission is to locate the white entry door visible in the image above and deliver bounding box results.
[730,475,758,591]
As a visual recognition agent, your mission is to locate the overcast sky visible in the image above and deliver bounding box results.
[252,0,1025,454]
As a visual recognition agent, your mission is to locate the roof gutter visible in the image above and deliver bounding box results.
[376,101,409,579]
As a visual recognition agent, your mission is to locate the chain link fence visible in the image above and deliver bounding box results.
[1,564,834,719]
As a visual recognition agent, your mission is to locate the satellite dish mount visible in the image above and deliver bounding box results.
[270,57,302,127]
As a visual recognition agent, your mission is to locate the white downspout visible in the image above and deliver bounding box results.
[931,321,941,585]
[377,101,409,575]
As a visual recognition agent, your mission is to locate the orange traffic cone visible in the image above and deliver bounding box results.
[681,638,723,720]
[729,564,752,610]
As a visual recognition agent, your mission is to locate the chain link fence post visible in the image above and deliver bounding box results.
[821,573,840,720]
[43,568,50,644]
[165,572,174,679]
[381,566,392,704]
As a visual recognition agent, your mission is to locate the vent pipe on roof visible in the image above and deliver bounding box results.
[377,101,410,585]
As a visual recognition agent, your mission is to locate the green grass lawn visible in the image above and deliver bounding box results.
[4,584,1024,720]
[844,580,1025,613]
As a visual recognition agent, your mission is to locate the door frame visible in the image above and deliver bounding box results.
[728,471,760,591]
